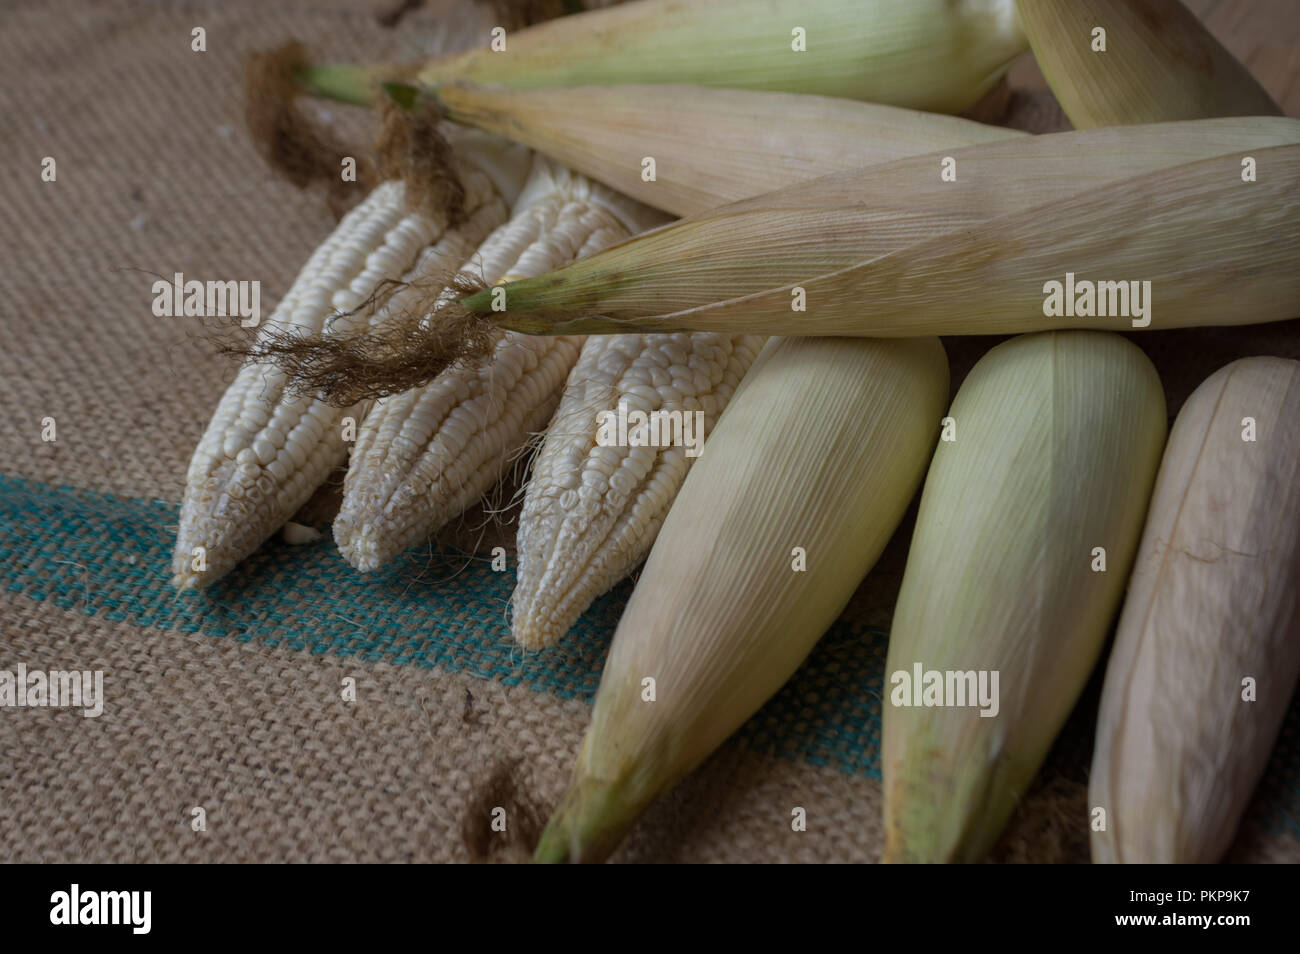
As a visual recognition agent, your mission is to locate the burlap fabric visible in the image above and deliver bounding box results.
[0,0,1296,863]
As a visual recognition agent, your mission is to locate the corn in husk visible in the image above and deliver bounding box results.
[172,132,531,588]
[457,119,1300,339]
[432,83,1023,217]
[412,0,1026,115]
[1090,357,1300,864]
[334,156,665,570]
[882,331,1166,864]
[1016,0,1280,128]
[536,335,949,862]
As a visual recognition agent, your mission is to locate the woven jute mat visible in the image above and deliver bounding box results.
[1,0,1297,862]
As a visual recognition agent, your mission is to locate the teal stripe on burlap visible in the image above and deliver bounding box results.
[2,472,1297,841]
[0,473,887,776]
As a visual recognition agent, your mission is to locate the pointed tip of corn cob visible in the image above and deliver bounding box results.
[332,521,390,573]
[534,775,640,864]
[171,570,200,591]
[510,616,565,653]
[171,419,349,590]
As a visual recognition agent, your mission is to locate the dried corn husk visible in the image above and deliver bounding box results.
[433,83,1023,217]
[882,331,1166,863]
[456,119,1300,339]
[415,0,1027,115]
[535,335,949,862]
[1089,357,1300,864]
[1016,0,1281,128]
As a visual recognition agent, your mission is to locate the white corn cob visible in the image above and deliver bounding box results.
[173,133,532,588]
[512,331,763,648]
[334,157,666,571]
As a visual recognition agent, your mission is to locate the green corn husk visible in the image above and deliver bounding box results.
[430,83,1023,217]
[1090,357,1300,863]
[1020,0,1290,867]
[536,335,949,863]
[412,0,1028,114]
[881,331,1166,863]
[1016,0,1281,128]
[455,118,1300,338]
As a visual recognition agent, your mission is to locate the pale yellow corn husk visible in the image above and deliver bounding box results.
[535,335,950,863]
[334,157,666,571]
[512,331,763,648]
[436,83,1024,217]
[172,133,531,589]
[417,0,1027,115]
[1017,0,1281,128]
[881,331,1166,864]
[1089,357,1300,864]
[462,118,1300,339]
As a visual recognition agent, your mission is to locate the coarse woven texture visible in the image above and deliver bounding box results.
[0,0,1297,862]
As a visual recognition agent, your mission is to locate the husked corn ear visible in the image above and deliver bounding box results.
[457,118,1300,339]
[434,83,1023,217]
[536,336,950,863]
[513,332,763,648]
[415,0,1026,115]
[335,158,666,571]
[173,133,532,589]
[1017,0,1281,128]
[1090,357,1300,864]
[174,182,489,587]
[882,331,1166,864]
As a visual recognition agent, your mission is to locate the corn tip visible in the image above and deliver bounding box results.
[532,820,573,864]
[535,775,638,864]
[170,570,202,591]
[333,522,388,573]
[510,607,566,652]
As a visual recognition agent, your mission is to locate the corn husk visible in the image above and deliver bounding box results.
[457,118,1300,338]
[881,331,1166,863]
[1016,0,1281,128]
[1089,357,1300,864]
[433,83,1023,217]
[415,0,1027,115]
[536,335,950,863]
